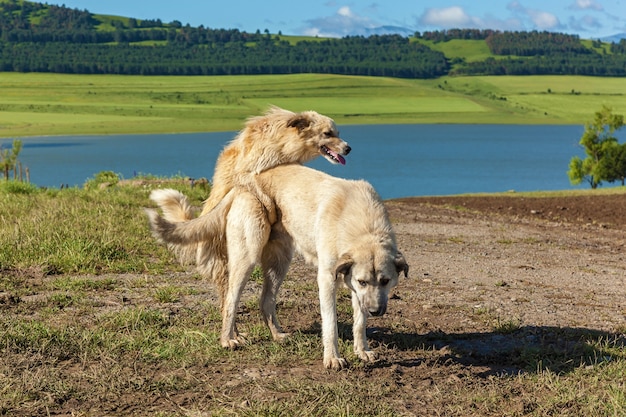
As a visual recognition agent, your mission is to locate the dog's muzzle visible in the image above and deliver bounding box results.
[369,305,387,317]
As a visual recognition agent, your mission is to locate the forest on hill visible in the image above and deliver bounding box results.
[1,0,625,78]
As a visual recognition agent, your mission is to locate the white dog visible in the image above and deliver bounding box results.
[147,164,408,369]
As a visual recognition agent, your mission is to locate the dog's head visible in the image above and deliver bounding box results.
[335,248,409,317]
[286,110,351,165]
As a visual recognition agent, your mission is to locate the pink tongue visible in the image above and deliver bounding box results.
[329,149,346,165]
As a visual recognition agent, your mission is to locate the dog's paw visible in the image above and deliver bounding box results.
[356,349,378,363]
[272,332,291,342]
[221,338,240,349]
[324,357,348,370]
[220,334,246,349]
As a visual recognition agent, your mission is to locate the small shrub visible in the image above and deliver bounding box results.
[84,170,121,190]
[0,180,39,194]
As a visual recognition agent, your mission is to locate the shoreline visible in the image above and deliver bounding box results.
[2,120,586,141]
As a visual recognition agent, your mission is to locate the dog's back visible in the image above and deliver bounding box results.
[256,164,393,262]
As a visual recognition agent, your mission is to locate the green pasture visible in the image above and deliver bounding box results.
[415,38,495,63]
[0,72,625,137]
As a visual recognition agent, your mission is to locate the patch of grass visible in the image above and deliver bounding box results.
[0,175,208,276]
[52,276,117,292]
[153,285,182,303]
[493,317,523,334]
[496,239,515,244]
[416,38,495,63]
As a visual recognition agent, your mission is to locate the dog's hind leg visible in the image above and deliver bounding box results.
[260,226,294,342]
[220,193,270,349]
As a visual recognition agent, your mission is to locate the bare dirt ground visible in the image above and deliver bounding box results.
[4,193,626,416]
[388,194,626,335]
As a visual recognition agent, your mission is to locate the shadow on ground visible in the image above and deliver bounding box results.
[363,324,626,376]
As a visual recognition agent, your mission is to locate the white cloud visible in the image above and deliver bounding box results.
[569,14,603,31]
[507,1,562,30]
[569,0,604,11]
[420,6,473,27]
[337,6,353,18]
[418,6,523,32]
[301,5,378,37]
[530,10,560,29]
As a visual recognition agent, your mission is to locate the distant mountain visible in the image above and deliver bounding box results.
[601,33,626,43]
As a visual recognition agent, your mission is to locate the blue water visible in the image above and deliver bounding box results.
[2,124,610,199]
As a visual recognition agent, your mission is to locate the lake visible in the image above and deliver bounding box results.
[2,124,613,199]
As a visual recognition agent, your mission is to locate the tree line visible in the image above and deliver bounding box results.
[416,29,626,77]
[0,36,450,78]
[0,1,625,78]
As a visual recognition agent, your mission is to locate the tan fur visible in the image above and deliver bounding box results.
[147,165,408,370]
[153,107,350,305]
[200,106,350,216]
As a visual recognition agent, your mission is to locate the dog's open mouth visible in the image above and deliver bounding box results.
[321,145,346,165]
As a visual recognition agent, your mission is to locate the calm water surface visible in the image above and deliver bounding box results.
[4,124,606,199]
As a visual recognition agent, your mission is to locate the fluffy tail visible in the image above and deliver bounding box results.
[145,189,235,264]
[149,188,196,222]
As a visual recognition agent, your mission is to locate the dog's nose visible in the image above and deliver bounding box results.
[344,145,351,155]
[369,306,386,317]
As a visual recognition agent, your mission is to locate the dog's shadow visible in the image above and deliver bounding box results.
[354,324,626,376]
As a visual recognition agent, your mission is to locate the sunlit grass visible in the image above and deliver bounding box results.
[460,186,626,198]
[0,177,207,275]
[1,72,625,137]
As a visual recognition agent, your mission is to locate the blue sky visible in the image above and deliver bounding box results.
[51,0,626,39]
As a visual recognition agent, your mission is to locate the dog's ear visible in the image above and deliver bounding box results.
[287,113,312,132]
[335,254,354,279]
[394,252,409,278]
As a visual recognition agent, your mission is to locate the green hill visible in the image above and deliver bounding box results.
[0,1,625,77]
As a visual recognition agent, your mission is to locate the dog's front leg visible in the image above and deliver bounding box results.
[318,272,347,370]
[351,292,377,362]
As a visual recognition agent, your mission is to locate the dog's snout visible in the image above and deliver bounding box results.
[344,145,351,155]
[369,305,386,317]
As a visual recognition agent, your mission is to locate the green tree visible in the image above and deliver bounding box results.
[567,106,625,188]
[0,139,23,180]
[597,142,626,186]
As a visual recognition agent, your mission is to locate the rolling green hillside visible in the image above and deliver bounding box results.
[1,1,625,77]
[1,72,624,137]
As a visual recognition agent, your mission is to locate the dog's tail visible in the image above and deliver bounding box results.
[149,188,196,222]
[145,188,235,264]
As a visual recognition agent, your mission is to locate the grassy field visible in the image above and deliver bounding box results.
[1,179,625,416]
[1,72,625,138]
[415,38,495,63]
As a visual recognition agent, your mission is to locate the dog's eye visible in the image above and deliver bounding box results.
[357,280,367,287]
[380,278,390,286]
[323,131,334,138]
